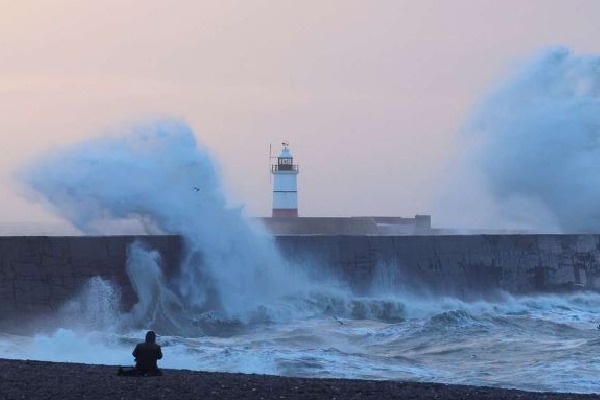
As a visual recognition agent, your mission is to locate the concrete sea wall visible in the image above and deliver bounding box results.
[276,235,600,297]
[1,234,600,325]
[0,236,182,327]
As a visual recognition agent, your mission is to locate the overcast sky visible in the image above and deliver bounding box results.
[1,0,599,227]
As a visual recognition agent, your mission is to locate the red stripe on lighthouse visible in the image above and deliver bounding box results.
[272,209,298,218]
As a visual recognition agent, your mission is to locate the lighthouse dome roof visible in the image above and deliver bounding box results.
[279,147,293,158]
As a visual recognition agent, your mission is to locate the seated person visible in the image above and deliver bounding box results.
[119,330,163,376]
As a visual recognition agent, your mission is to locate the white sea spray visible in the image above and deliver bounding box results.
[441,47,600,232]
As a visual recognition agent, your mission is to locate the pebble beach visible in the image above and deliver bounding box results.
[0,358,598,400]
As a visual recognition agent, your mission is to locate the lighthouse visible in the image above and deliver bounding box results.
[271,142,299,217]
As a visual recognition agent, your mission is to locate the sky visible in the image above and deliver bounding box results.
[1,0,600,228]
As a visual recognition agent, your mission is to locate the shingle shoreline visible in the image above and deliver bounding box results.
[0,358,597,400]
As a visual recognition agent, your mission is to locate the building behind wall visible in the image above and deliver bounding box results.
[259,215,431,235]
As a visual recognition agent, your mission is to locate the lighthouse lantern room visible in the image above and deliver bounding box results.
[271,142,299,218]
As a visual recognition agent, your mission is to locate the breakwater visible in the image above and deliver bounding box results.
[276,235,600,297]
[1,234,599,324]
[0,236,182,327]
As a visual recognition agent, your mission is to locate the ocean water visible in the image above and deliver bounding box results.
[1,285,599,394]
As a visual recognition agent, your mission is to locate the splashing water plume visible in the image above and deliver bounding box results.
[442,47,600,232]
[21,120,308,326]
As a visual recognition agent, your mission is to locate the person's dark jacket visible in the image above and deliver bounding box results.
[133,331,163,374]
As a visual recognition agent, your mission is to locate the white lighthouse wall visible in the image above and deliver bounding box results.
[273,192,298,209]
[273,173,297,192]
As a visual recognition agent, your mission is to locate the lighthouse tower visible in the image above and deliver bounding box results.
[271,142,299,217]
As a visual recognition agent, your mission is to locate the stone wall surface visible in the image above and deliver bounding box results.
[0,235,181,326]
[1,234,600,325]
[275,235,600,297]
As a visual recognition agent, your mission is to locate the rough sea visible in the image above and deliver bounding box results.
[1,276,600,394]
[5,118,600,395]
